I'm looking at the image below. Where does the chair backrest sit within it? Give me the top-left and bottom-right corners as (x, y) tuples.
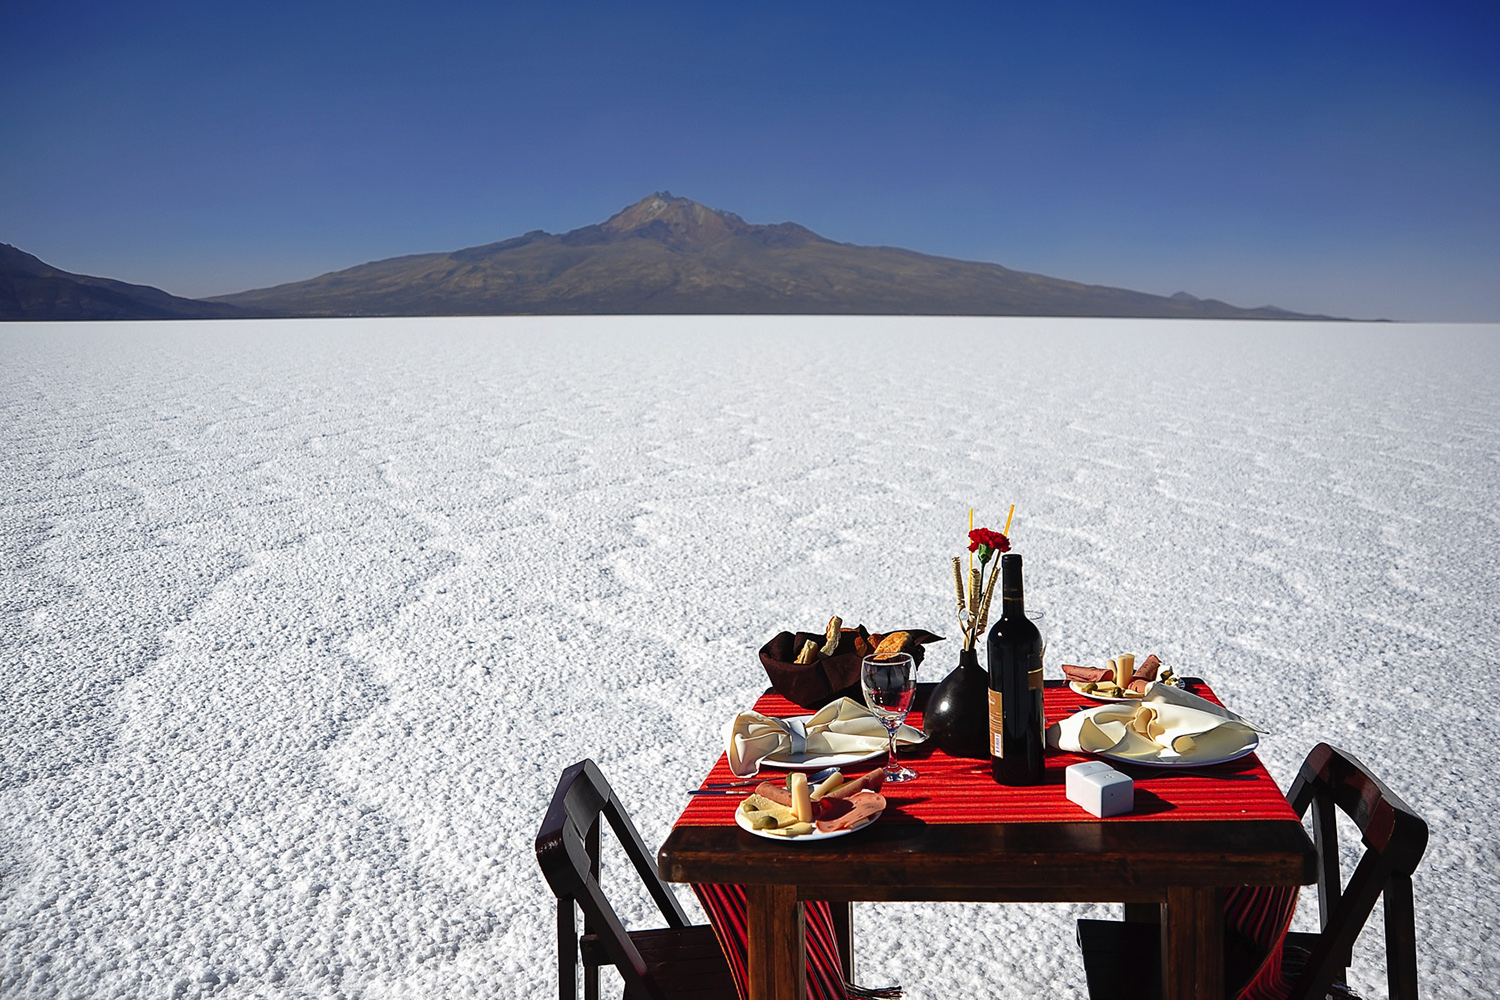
(1285, 742), (1429, 1000)
(536, 759), (693, 1000)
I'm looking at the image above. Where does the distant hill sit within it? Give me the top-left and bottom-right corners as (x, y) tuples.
(4, 195), (1345, 321)
(0, 244), (242, 321)
(210, 193), (1341, 319)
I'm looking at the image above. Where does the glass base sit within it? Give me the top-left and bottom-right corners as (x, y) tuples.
(883, 764), (919, 783)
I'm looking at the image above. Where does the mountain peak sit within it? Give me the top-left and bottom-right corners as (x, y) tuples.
(601, 192), (751, 248)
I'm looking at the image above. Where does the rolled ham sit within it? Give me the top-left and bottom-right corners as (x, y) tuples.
(823, 767), (886, 799)
(814, 791), (885, 833)
(1062, 654), (1161, 693)
(752, 782), (795, 807)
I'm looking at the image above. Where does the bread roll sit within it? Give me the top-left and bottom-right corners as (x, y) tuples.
(821, 616), (842, 656)
(873, 631), (911, 660)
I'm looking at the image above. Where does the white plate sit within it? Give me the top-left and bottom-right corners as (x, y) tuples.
(735, 792), (885, 842)
(756, 715), (924, 771)
(1093, 736), (1259, 769)
(1069, 680), (1145, 703)
(759, 746), (886, 770)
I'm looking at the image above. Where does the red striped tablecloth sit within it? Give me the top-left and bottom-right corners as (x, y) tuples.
(675, 682), (1297, 826)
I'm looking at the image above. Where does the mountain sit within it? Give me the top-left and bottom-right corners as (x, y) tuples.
(210, 193), (1340, 319)
(0, 244), (242, 321)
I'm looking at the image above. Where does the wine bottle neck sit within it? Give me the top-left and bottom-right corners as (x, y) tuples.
(1000, 552), (1025, 617)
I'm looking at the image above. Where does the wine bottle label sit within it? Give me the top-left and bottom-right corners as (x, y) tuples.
(988, 689), (1004, 757)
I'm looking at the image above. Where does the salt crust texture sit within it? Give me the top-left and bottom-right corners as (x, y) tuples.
(1, 317), (1497, 999)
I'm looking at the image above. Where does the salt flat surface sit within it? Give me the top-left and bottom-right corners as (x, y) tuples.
(2, 316), (1497, 999)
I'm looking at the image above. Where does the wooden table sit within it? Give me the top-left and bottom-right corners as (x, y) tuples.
(657, 682), (1317, 1000)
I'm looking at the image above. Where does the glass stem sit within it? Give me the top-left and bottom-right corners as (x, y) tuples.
(885, 723), (899, 773)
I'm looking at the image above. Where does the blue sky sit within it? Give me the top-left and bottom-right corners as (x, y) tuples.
(3, 0), (1497, 320)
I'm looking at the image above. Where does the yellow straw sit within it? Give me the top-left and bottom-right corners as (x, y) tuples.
(968, 507), (974, 576)
(1004, 504), (1014, 538)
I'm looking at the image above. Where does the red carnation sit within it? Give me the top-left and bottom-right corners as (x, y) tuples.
(967, 528), (1010, 562)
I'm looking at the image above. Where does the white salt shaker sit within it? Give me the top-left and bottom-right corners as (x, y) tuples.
(1065, 760), (1134, 817)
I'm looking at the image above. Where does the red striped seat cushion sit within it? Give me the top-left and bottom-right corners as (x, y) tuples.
(693, 884), (849, 1000)
(1225, 884), (1300, 1000)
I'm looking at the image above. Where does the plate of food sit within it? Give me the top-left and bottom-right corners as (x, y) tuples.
(734, 769), (887, 841)
(1063, 700), (1260, 768)
(1065, 654), (1185, 703)
(1069, 680), (1148, 702)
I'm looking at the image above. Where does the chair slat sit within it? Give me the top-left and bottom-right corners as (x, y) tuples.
(1384, 873), (1420, 1000)
(1289, 849), (1389, 999)
(584, 816), (602, 1000)
(603, 794), (692, 928)
(559, 897), (579, 1000)
(1310, 792), (1351, 979)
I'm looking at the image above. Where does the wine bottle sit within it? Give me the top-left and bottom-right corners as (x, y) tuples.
(988, 552), (1045, 785)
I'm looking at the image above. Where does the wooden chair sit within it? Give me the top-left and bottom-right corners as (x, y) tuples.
(535, 758), (738, 1000)
(1076, 742), (1428, 999)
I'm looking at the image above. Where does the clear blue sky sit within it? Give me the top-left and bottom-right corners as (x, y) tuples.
(4, 0), (1497, 320)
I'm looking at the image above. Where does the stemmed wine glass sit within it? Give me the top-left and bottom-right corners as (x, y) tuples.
(861, 652), (918, 783)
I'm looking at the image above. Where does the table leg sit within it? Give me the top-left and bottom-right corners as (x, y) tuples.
(828, 900), (854, 982)
(1162, 886), (1223, 1000)
(744, 884), (805, 1000)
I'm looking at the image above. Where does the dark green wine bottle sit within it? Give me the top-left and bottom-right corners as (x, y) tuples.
(987, 553), (1045, 785)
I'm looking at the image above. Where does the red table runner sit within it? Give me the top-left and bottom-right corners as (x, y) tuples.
(676, 681), (1297, 826)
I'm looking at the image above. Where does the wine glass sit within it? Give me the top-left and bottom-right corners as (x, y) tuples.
(861, 652), (919, 783)
(1027, 610), (1046, 669)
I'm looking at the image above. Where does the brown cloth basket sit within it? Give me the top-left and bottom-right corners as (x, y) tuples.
(758, 626), (944, 709)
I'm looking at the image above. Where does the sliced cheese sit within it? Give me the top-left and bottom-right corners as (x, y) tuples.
(789, 772), (812, 822)
(765, 822), (815, 838)
(739, 794), (798, 829)
(810, 771), (844, 801)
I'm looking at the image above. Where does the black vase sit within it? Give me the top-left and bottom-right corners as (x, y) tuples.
(925, 646), (991, 759)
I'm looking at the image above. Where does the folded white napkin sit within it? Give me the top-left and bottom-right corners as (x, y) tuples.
(1046, 682), (1263, 763)
(726, 697), (924, 776)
